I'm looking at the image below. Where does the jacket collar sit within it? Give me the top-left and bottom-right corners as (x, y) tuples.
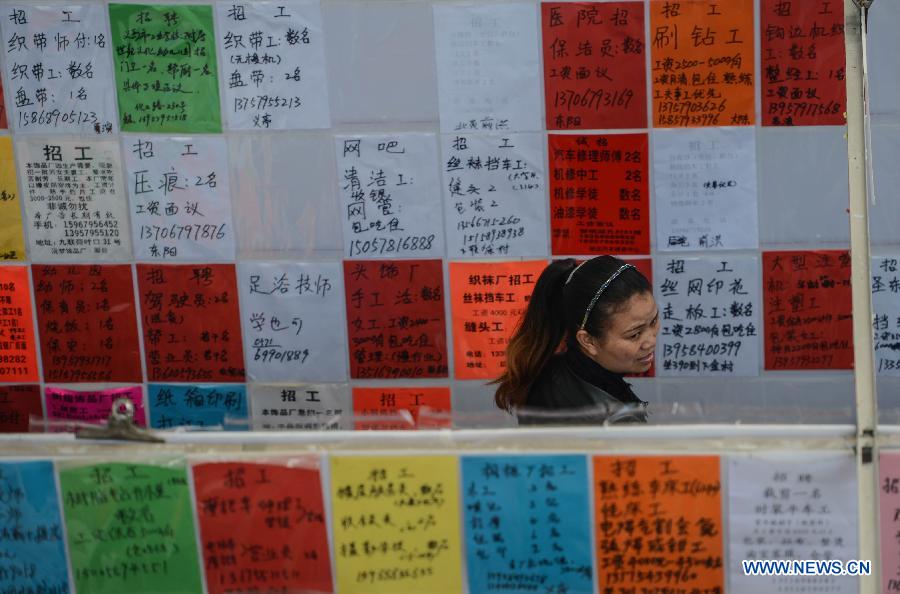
(564, 338), (643, 405)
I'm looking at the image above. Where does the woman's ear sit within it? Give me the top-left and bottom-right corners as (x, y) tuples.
(575, 329), (599, 356)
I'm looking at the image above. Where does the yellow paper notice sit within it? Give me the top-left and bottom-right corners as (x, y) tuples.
(0, 136), (24, 260)
(330, 455), (463, 594)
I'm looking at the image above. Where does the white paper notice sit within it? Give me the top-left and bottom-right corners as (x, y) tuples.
(442, 133), (548, 258)
(216, 0), (330, 130)
(335, 134), (444, 259)
(123, 136), (236, 261)
(433, 2), (543, 133)
(653, 127), (759, 251)
(250, 383), (352, 430)
(728, 453), (859, 594)
(656, 256), (761, 376)
(238, 261), (347, 382)
(18, 139), (131, 261)
(873, 255), (900, 375)
(2, 4), (117, 134)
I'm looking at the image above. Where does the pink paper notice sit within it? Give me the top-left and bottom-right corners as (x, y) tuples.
(881, 452), (900, 592)
(45, 386), (146, 429)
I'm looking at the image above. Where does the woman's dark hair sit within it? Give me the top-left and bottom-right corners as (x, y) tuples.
(493, 256), (652, 411)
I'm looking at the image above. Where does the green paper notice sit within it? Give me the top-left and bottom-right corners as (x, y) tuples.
(60, 462), (203, 594)
(109, 4), (222, 133)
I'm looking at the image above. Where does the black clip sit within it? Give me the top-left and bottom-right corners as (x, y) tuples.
(75, 397), (164, 443)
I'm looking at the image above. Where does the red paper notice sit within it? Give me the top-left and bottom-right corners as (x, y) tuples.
(0, 265), (39, 382)
(33, 265), (142, 383)
(549, 133), (649, 256)
(764, 250), (853, 370)
(761, 0), (846, 126)
(193, 461), (333, 594)
(0, 385), (41, 433)
(353, 387), (452, 430)
(137, 264), (245, 382)
(650, 0), (755, 127)
(343, 260), (448, 379)
(450, 259), (547, 380)
(542, 2), (647, 130)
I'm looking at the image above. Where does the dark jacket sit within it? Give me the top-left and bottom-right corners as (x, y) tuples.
(517, 348), (649, 426)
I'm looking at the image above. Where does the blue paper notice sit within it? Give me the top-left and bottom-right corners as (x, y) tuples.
(461, 455), (593, 594)
(0, 461), (69, 594)
(147, 384), (248, 431)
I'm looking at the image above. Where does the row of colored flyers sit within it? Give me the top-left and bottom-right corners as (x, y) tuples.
(0, 129), (838, 263)
(3, 450), (888, 594)
(0, 383), (451, 433)
(1, 251), (898, 388)
(0, 1), (845, 135)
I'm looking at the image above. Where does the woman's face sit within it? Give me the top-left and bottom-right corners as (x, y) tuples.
(580, 291), (659, 374)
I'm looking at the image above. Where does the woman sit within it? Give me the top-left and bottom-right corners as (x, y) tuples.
(494, 256), (659, 425)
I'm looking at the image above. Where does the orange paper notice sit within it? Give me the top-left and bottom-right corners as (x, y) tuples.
(449, 260), (547, 380)
(594, 455), (724, 593)
(0, 266), (39, 381)
(650, 0), (755, 127)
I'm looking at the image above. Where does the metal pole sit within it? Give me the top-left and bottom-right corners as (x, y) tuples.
(844, 1), (878, 591)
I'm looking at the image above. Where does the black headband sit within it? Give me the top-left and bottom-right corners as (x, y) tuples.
(566, 262), (635, 331)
